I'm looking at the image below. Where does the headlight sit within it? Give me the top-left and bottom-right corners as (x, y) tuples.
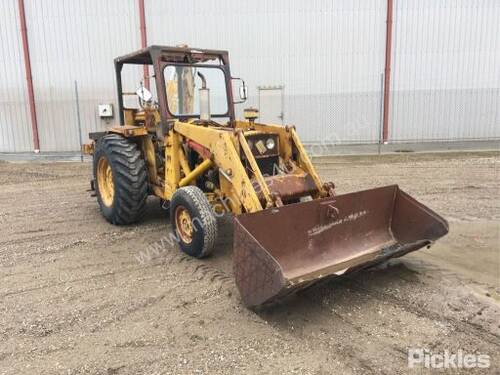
(265, 138), (276, 150)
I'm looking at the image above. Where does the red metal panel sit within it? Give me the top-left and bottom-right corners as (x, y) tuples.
(138, 0), (150, 90)
(17, 0), (40, 152)
(382, 0), (393, 142)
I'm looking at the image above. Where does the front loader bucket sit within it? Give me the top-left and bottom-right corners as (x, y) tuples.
(233, 185), (448, 307)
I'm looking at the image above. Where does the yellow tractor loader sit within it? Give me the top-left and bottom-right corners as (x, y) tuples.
(84, 46), (448, 307)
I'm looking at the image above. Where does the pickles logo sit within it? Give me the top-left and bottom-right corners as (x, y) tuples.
(408, 348), (490, 369)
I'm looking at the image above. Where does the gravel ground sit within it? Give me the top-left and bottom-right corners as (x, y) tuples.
(0, 151), (499, 374)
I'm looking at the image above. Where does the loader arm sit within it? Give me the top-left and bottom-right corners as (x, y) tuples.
(235, 120), (328, 197)
(173, 121), (263, 213)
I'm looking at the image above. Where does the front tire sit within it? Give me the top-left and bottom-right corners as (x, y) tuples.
(170, 186), (217, 258)
(93, 134), (148, 225)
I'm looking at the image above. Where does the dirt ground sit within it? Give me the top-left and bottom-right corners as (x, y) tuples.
(0, 151), (499, 374)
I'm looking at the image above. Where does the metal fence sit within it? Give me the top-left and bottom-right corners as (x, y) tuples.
(0, 0), (498, 153)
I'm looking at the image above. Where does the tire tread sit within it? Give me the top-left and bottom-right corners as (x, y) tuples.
(171, 186), (217, 257)
(94, 134), (148, 225)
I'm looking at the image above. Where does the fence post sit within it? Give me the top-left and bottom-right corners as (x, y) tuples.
(74, 81), (83, 162)
(378, 73), (385, 155)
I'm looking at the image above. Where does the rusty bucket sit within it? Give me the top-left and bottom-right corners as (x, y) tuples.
(233, 185), (448, 307)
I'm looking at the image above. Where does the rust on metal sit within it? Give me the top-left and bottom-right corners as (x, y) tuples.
(82, 143), (94, 155)
(187, 140), (213, 160)
(109, 125), (148, 137)
(114, 46), (235, 125)
(233, 185), (448, 307)
(258, 174), (317, 201)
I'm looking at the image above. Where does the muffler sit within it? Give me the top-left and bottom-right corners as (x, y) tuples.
(233, 185), (448, 307)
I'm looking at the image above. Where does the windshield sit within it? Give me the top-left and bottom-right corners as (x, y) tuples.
(164, 65), (228, 116)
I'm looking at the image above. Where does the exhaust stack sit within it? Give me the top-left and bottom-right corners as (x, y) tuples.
(197, 72), (210, 121)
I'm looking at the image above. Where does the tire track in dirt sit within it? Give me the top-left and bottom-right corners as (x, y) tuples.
(334, 273), (500, 347)
(133, 241), (429, 373)
(54, 253), (235, 336)
(1, 246), (234, 341)
(0, 232), (86, 247)
(304, 275), (500, 362)
(254, 262), (499, 373)
(258, 292), (407, 374)
(1, 156), (498, 374)
(1, 268), (138, 298)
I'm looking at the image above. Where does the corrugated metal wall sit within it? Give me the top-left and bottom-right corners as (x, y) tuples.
(0, 0), (498, 152)
(21, 0), (141, 152)
(0, 0), (33, 152)
(390, 0), (500, 142)
(146, 0), (387, 144)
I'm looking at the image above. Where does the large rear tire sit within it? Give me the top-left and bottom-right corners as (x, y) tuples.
(93, 134), (148, 225)
(170, 186), (217, 258)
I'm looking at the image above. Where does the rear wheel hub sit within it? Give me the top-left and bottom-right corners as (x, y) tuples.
(97, 156), (114, 207)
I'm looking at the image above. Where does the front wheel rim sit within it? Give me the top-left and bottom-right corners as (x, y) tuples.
(175, 206), (194, 244)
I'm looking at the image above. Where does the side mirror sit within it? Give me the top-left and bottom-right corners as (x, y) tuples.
(136, 86), (153, 103)
(239, 84), (248, 101)
(231, 77), (247, 104)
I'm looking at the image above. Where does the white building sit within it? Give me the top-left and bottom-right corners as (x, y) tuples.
(1, 0), (498, 152)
